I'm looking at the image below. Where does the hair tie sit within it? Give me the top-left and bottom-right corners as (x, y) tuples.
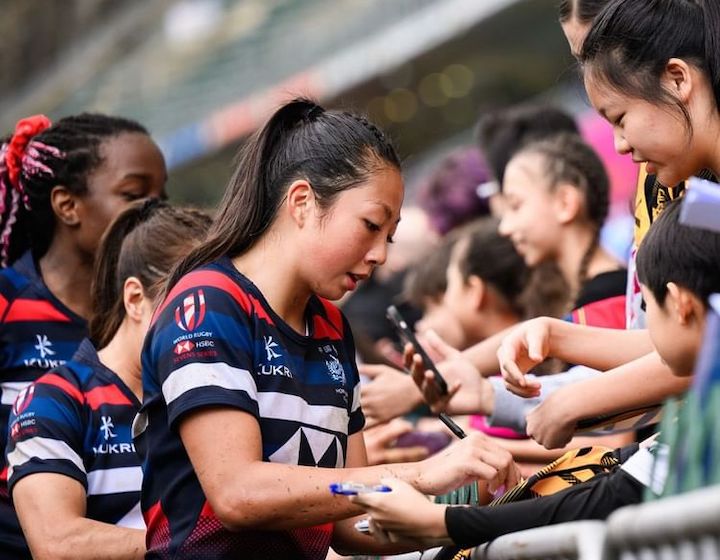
(5, 115), (52, 191)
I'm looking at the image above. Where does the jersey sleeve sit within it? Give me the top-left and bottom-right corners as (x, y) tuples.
(146, 282), (259, 431)
(6, 372), (87, 492)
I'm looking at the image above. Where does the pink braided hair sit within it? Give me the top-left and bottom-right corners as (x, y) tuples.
(1, 115), (53, 266)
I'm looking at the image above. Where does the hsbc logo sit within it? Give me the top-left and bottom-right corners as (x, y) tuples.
(174, 340), (195, 355)
(175, 290), (206, 332)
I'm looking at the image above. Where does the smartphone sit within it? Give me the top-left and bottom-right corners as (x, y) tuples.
(329, 482), (392, 496)
(386, 305), (467, 440)
(386, 305), (448, 394)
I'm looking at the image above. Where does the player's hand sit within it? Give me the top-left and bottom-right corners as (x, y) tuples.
(415, 431), (521, 496)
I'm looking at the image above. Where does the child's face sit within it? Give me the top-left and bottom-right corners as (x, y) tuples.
(640, 284), (704, 376)
(415, 297), (467, 350)
(442, 243), (476, 344)
(301, 165), (404, 301)
(584, 73), (701, 188)
(498, 152), (563, 267)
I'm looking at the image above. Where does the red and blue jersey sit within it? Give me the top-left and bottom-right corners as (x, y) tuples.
(136, 258), (364, 559)
(0, 251), (87, 559)
(5, 339), (143, 547)
(565, 269), (627, 330)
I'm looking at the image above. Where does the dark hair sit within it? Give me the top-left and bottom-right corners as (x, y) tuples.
(453, 218), (530, 317)
(0, 113), (150, 266)
(90, 199), (212, 348)
(580, 0), (720, 129)
(513, 132), (610, 289)
(415, 147), (491, 235)
(475, 104), (578, 187)
(166, 97), (400, 292)
(636, 198), (720, 308)
(557, 0), (612, 23)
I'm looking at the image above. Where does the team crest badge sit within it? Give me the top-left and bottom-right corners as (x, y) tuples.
(175, 290), (206, 332)
(13, 384), (35, 416)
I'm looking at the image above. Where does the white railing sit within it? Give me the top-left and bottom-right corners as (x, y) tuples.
(449, 485), (720, 560)
(470, 521), (607, 560)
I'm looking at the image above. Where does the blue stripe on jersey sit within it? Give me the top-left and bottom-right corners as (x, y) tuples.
(138, 258), (364, 559)
(6, 340), (143, 542)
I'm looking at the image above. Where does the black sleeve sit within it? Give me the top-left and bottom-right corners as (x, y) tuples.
(445, 469), (643, 548)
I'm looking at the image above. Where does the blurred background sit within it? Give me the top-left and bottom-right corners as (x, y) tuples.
(0, 0), (635, 239)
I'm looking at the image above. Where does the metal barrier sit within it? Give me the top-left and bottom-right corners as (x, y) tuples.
(605, 484), (720, 560)
(469, 521), (607, 560)
(444, 485), (720, 560)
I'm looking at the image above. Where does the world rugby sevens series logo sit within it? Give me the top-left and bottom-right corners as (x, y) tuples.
(13, 384), (35, 416)
(175, 290), (206, 332)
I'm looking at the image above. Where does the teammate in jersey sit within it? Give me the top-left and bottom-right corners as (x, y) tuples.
(0, 113), (167, 558)
(6, 200), (210, 559)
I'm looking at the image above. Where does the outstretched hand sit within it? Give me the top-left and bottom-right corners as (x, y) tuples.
(496, 318), (554, 398)
(408, 331), (493, 415)
(349, 478), (451, 547)
(363, 419), (429, 465)
(359, 364), (421, 427)
(526, 385), (578, 449)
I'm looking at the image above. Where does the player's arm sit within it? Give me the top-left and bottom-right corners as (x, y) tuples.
(329, 432), (423, 556)
(7, 375), (146, 560)
(178, 406), (519, 531)
(13, 470), (145, 559)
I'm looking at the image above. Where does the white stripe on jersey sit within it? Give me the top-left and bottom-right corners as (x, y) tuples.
(259, 392), (349, 435)
(115, 501), (145, 529)
(1, 381), (31, 405)
(163, 361), (350, 434)
(162, 361), (258, 404)
(7, 436), (85, 479)
(87, 466), (143, 496)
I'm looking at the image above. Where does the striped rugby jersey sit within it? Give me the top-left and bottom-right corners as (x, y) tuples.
(6, 339), (143, 541)
(0, 251), (87, 559)
(136, 258), (364, 559)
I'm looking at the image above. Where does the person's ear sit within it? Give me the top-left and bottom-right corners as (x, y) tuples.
(666, 282), (699, 325)
(664, 58), (693, 103)
(286, 180), (315, 227)
(50, 185), (80, 226)
(466, 275), (486, 311)
(123, 277), (148, 322)
(553, 183), (583, 225)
